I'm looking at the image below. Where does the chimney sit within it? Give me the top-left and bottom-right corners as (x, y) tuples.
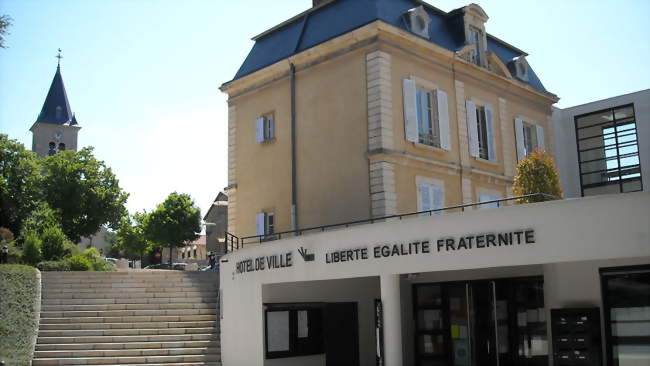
(313, 0), (327, 7)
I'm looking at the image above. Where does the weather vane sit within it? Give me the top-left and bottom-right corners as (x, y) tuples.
(56, 48), (63, 66)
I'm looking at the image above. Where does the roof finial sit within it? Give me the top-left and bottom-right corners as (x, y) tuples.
(56, 48), (63, 67)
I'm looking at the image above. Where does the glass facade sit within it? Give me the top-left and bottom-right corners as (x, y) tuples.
(601, 266), (650, 366)
(575, 104), (643, 196)
(413, 277), (547, 366)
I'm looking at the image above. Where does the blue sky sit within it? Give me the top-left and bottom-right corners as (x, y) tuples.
(1, 0), (649, 218)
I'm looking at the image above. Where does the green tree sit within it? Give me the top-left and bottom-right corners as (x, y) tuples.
(40, 226), (70, 261)
(115, 212), (151, 268)
(41, 147), (129, 243)
(0, 15), (12, 49)
(513, 149), (563, 203)
(19, 202), (60, 237)
(145, 192), (201, 265)
(0, 134), (43, 237)
(21, 231), (42, 265)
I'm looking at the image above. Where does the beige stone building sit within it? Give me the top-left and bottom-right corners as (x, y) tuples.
(221, 1), (558, 241)
(221, 1), (558, 242)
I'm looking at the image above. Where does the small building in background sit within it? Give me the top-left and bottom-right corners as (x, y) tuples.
(204, 192), (228, 255)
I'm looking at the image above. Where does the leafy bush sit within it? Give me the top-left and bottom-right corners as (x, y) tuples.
(21, 231), (42, 265)
(40, 226), (70, 261)
(513, 149), (563, 203)
(36, 260), (71, 271)
(82, 247), (115, 271)
(65, 255), (92, 271)
(0, 265), (40, 364)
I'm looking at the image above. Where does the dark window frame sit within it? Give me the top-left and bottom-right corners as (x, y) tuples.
(475, 105), (489, 160)
(574, 104), (643, 196)
(264, 302), (325, 359)
(599, 264), (650, 366)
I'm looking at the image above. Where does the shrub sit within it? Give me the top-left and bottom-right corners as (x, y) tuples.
(40, 226), (69, 261)
(0, 227), (14, 242)
(21, 231), (42, 265)
(65, 255), (92, 271)
(0, 265), (40, 364)
(36, 260), (71, 271)
(82, 247), (115, 271)
(513, 149), (563, 203)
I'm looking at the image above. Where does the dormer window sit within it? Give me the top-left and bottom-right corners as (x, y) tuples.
(462, 4), (489, 68)
(468, 26), (483, 66)
(405, 6), (431, 39)
(55, 106), (63, 120)
(513, 56), (530, 81)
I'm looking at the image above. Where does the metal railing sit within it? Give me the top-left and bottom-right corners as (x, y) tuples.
(224, 193), (559, 253)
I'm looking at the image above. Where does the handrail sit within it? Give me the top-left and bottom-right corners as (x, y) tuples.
(223, 193), (559, 252)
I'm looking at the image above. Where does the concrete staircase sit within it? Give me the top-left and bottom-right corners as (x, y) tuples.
(32, 271), (221, 366)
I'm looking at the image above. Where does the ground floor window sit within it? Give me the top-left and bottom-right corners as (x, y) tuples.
(601, 265), (650, 366)
(414, 276), (547, 366)
(265, 304), (324, 359)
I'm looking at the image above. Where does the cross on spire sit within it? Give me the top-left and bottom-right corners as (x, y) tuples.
(56, 48), (63, 67)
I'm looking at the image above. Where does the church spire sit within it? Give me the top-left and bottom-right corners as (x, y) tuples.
(36, 49), (74, 125)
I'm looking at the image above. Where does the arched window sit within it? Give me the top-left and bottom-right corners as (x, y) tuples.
(58, 143), (66, 152)
(48, 142), (56, 156)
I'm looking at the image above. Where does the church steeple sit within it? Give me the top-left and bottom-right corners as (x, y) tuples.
(30, 50), (81, 157)
(36, 61), (74, 125)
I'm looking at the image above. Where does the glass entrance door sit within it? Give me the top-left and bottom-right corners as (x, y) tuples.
(414, 277), (547, 366)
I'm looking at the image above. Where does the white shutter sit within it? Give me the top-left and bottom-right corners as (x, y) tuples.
(403, 79), (418, 142)
(515, 118), (525, 161)
(466, 100), (479, 157)
(256, 213), (266, 236)
(419, 183), (431, 212)
(485, 106), (496, 161)
(432, 185), (444, 215)
(255, 117), (264, 142)
(536, 124), (545, 152)
(436, 89), (451, 150)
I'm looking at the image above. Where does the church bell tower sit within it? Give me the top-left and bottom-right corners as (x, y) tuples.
(30, 49), (81, 157)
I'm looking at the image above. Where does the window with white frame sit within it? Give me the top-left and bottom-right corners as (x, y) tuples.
(256, 112), (275, 143)
(402, 78), (451, 150)
(515, 118), (545, 161)
(256, 212), (275, 237)
(417, 180), (444, 215)
(466, 100), (496, 161)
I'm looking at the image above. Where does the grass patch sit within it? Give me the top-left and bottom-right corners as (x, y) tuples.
(0, 264), (40, 365)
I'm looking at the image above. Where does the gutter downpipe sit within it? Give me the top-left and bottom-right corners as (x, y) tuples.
(290, 62), (298, 231)
(451, 54), (467, 204)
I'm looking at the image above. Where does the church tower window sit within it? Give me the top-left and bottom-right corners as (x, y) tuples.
(48, 142), (56, 156)
(58, 143), (66, 151)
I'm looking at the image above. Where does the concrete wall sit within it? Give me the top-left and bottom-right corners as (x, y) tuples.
(220, 192), (650, 365)
(553, 89), (649, 198)
(262, 277), (380, 366)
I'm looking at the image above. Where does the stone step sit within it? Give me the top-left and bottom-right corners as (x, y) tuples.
(37, 333), (219, 344)
(48, 363), (221, 366)
(39, 320), (217, 331)
(39, 325), (216, 337)
(43, 296), (216, 305)
(42, 302), (218, 312)
(34, 346), (220, 359)
(35, 339), (220, 351)
(42, 285), (218, 293)
(43, 290), (217, 299)
(31, 354), (221, 365)
(40, 308), (216, 318)
(40, 314), (216, 325)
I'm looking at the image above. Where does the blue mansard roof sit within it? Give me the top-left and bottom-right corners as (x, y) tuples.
(229, 0), (547, 92)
